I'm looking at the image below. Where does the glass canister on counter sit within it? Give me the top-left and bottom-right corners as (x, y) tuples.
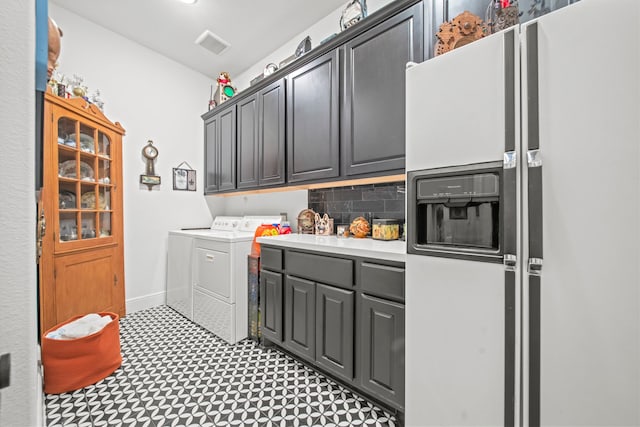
(372, 219), (401, 241)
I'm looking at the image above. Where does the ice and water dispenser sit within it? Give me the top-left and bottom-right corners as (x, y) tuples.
(407, 162), (504, 263)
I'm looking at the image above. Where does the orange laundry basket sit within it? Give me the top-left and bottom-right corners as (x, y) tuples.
(41, 312), (122, 394)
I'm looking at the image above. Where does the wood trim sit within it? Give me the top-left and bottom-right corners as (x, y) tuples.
(210, 174), (406, 197)
(45, 91), (126, 135)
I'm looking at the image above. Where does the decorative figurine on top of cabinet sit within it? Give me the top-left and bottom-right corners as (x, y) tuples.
(68, 74), (88, 98)
(210, 71), (237, 108)
(486, 0), (521, 34)
(340, 0), (368, 31)
(435, 11), (488, 56)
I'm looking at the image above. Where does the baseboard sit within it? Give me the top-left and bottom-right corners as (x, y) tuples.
(126, 291), (166, 314)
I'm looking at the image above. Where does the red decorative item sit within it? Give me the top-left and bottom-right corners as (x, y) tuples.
(251, 224), (278, 257)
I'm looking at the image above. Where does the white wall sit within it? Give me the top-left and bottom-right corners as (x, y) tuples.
(47, 0), (395, 314)
(235, 0), (394, 91)
(50, 5), (214, 313)
(0, 2), (40, 426)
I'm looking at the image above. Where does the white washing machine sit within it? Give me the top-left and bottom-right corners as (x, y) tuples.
(167, 215), (280, 344)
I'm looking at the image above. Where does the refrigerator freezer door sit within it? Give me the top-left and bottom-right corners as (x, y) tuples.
(521, 1), (640, 425)
(406, 28), (519, 172)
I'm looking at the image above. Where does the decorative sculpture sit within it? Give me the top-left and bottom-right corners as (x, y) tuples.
(435, 11), (488, 56)
(210, 71), (237, 108)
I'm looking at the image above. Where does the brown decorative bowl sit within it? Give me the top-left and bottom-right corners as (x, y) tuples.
(349, 216), (370, 238)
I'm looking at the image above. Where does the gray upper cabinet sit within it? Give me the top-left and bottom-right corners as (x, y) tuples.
(342, 2), (424, 176)
(237, 94), (259, 189)
(204, 114), (219, 193)
(258, 78), (286, 186)
(204, 104), (236, 194)
(287, 50), (340, 183)
(237, 78), (286, 189)
(218, 106), (236, 191)
(205, 0), (427, 192)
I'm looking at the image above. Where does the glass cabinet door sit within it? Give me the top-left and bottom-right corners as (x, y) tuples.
(55, 116), (114, 245)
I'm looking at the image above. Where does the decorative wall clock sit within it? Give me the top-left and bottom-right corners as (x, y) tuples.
(140, 140), (161, 190)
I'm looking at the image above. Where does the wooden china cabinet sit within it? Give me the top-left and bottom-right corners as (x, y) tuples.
(39, 91), (126, 336)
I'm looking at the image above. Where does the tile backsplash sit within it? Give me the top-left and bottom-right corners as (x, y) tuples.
(308, 181), (406, 230)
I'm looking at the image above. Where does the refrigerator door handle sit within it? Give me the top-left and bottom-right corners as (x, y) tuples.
(503, 151), (518, 262)
(527, 149), (542, 167)
(504, 254), (517, 271)
(528, 257), (543, 275)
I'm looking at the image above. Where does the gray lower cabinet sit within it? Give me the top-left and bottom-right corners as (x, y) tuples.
(360, 293), (405, 409)
(342, 2), (424, 176)
(204, 104), (236, 193)
(286, 50), (340, 183)
(260, 245), (405, 413)
(284, 275), (315, 362)
(260, 269), (283, 343)
(315, 284), (355, 382)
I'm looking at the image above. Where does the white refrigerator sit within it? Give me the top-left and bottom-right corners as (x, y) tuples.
(404, 1), (640, 426)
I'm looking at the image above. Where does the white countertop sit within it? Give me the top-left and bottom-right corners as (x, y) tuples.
(256, 234), (406, 263)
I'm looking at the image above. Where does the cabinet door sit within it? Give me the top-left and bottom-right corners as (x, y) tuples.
(259, 78), (286, 186)
(342, 2), (423, 176)
(204, 114), (219, 193)
(360, 294), (405, 409)
(205, 105), (236, 194)
(284, 276), (316, 362)
(52, 246), (124, 325)
(287, 50), (340, 183)
(218, 105), (236, 191)
(237, 95), (259, 189)
(316, 283), (354, 381)
(260, 269), (283, 343)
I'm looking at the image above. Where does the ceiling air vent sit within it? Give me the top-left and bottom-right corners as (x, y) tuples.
(195, 30), (230, 55)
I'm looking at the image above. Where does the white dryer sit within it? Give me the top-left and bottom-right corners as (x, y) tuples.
(167, 215), (280, 344)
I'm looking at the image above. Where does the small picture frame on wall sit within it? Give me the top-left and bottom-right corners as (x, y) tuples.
(172, 162), (196, 191)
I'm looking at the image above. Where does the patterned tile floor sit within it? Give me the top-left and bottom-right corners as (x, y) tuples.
(45, 305), (398, 426)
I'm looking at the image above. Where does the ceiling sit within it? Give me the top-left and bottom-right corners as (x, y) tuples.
(50, 0), (349, 80)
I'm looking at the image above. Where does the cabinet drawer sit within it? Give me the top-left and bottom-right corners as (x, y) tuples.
(261, 246), (283, 271)
(360, 261), (405, 302)
(287, 251), (354, 288)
